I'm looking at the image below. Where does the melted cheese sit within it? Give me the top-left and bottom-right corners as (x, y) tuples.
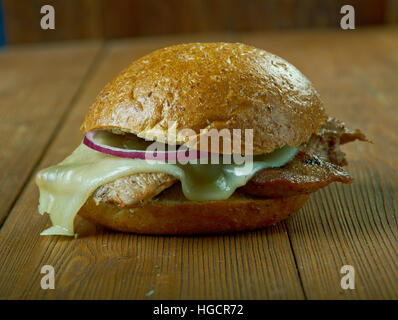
(36, 143), (298, 236)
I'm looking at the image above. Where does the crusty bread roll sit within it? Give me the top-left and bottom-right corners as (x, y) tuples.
(79, 184), (310, 234)
(81, 42), (326, 154)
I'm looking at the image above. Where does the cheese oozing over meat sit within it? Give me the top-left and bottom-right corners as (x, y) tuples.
(36, 135), (298, 236)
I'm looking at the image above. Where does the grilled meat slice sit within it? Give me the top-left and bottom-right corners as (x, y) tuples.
(301, 117), (367, 166)
(93, 172), (177, 208)
(241, 118), (367, 197)
(240, 152), (352, 197)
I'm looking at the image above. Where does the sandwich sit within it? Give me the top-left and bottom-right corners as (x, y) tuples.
(36, 42), (366, 236)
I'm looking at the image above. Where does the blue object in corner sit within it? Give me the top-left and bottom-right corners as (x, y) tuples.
(0, 0), (6, 47)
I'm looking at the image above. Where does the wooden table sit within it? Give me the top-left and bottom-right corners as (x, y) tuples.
(0, 28), (397, 300)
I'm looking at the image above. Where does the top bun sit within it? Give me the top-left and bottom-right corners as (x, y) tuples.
(81, 42), (327, 154)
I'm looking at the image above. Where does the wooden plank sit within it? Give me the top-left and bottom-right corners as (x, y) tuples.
(4, 0), (389, 44)
(0, 41), (101, 226)
(239, 29), (398, 299)
(3, 0), (103, 44)
(102, 0), (386, 39)
(0, 34), (304, 299)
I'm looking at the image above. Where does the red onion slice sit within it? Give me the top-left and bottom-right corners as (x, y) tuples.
(83, 130), (212, 161)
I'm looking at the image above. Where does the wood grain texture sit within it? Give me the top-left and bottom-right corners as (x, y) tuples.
(3, 0), (103, 44)
(102, 0), (387, 39)
(0, 41), (101, 226)
(239, 28), (398, 299)
(0, 29), (397, 300)
(3, 0), (393, 44)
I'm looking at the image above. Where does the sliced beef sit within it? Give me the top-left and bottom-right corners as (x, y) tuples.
(239, 152), (352, 198)
(93, 172), (177, 208)
(300, 117), (367, 166)
(241, 118), (367, 198)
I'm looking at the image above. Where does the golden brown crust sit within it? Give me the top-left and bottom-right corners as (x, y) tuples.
(78, 184), (310, 234)
(81, 42), (327, 154)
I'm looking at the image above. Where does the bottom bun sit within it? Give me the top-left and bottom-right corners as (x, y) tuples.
(78, 184), (310, 234)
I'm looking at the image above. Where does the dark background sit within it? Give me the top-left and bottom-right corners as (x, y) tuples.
(2, 0), (398, 44)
